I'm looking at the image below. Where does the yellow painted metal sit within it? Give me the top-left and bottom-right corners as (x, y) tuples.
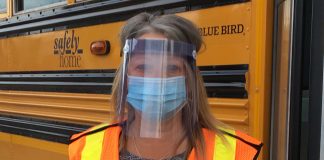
(67, 0), (76, 5)
(0, 0), (10, 19)
(0, 90), (250, 132)
(0, 90), (113, 125)
(249, 0), (274, 159)
(0, 0), (6, 17)
(0, 22), (124, 72)
(209, 98), (249, 133)
(8, 0), (12, 17)
(0, 13), (6, 19)
(0, 3), (250, 72)
(0, 132), (68, 160)
(178, 2), (251, 66)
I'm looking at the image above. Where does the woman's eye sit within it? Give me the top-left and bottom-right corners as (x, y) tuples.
(167, 65), (181, 73)
(135, 64), (149, 72)
(135, 64), (145, 71)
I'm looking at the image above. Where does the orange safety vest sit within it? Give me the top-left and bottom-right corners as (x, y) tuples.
(69, 123), (262, 160)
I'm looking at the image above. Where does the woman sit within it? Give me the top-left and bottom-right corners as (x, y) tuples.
(69, 13), (262, 160)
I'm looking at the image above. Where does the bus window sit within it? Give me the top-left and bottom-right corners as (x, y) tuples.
(0, 0), (6, 13)
(14, 0), (65, 13)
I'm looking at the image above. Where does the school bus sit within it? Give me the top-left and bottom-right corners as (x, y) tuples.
(0, 0), (323, 160)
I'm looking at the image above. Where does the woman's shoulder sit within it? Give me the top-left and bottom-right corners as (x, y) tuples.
(68, 122), (122, 160)
(202, 128), (263, 159)
(69, 122), (119, 143)
(225, 129), (263, 159)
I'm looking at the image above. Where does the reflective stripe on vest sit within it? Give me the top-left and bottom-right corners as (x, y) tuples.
(188, 129), (261, 160)
(69, 123), (111, 160)
(188, 128), (237, 160)
(69, 125), (261, 160)
(214, 129), (236, 160)
(80, 125), (106, 160)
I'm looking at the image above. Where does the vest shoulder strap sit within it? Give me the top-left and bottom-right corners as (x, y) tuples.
(69, 122), (121, 144)
(222, 130), (263, 160)
(68, 122), (122, 160)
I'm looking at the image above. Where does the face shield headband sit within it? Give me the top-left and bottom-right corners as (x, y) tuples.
(123, 38), (197, 65)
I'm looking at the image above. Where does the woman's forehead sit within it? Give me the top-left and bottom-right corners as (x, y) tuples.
(137, 33), (167, 39)
(129, 54), (184, 63)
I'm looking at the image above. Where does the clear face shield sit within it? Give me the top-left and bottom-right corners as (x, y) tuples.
(119, 39), (197, 139)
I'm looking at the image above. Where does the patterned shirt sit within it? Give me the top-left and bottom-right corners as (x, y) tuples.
(119, 150), (187, 160)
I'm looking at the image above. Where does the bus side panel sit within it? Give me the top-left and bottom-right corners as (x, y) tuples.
(0, 1), (273, 159)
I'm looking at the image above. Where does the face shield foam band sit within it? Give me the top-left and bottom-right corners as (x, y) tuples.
(124, 39), (196, 60)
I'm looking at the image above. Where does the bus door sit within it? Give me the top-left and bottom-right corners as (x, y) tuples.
(271, 0), (324, 159)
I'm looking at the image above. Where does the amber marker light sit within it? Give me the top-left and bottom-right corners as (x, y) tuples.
(90, 40), (110, 55)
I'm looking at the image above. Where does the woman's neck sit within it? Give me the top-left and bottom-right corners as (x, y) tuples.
(125, 111), (189, 159)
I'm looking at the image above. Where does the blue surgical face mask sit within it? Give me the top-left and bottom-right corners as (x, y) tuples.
(127, 76), (187, 119)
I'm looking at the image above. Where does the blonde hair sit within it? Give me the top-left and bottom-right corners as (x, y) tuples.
(112, 12), (228, 158)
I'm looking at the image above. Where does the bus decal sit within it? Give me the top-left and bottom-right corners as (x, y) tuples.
(54, 30), (83, 68)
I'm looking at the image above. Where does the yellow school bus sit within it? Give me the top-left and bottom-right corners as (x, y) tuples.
(1, 0), (323, 160)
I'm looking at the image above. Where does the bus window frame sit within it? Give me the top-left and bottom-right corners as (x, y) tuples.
(76, 0), (93, 3)
(13, 0), (66, 15)
(0, 0), (7, 19)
